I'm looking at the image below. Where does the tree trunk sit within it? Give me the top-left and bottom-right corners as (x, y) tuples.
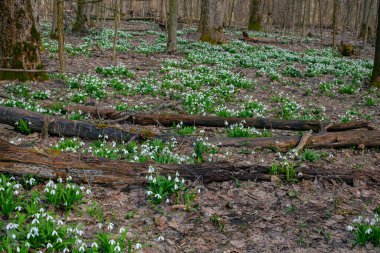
(359, 0), (370, 38)
(372, 0), (380, 87)
(50, 0), (58, 39)
(248, 0), (262, 31)
(2, 138), (380, 187)
(199, 0), (225, 44)
(72, 0), (88, 35)
(167, 0), (179, 53)
(0, 0), (44, 81)
(332, 0), (338, 46)
(57, 0), (65, 72)
(112, 0), (119, 63)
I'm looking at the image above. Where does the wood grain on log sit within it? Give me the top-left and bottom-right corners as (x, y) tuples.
(1, 138), (378, 187)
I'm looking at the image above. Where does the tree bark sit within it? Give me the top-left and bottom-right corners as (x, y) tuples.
(0, 106), (140, 143)
(248, 0), (262, 31)
(359, 0), (370, 39)
(112, 0), (119, 63)
(57, 0), (65, 72)
(3, 138), (380, 187)
(332, 0), (338, 46)
(62, 105), (372, 132)
(372, 0), (380, 87)
(199, 0), (225, 44)
(167, 0), (179, 53)
(207, 130), (380, 150)
(0, 0), (44, 81)
(50, 0), (58, 39)
(72, 0), (88, 35)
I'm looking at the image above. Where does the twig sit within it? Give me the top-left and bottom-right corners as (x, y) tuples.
(294, 130), (313, 153)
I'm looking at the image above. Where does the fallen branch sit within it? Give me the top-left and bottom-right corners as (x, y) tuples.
(1, 138), (378, 187)
(63, 105), (371, 132)
(207, 130), (380, 150)
(0, 106), (140, 142)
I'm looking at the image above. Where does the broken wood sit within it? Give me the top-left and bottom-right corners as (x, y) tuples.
(0, 106), (140, 142)
(207, 130), (380, 150)
(1, 138), (378, 187)
(242, 31), (277, 44)
(63, 105), (371, 132)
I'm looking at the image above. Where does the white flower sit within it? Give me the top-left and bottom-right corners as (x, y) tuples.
(57, 220), (64, 225)
(119, 227), (125, 234)
(47, 243), (53, 248)
(157, 235), (165, 242)
(155, 193), (162, 199)
(166, 198), (170, 204)
(63, 248), (69, 253)
(167, 175), (172, 181)
(58, 177), (63, 183)
(57, 237), (63, 243)
(366, 228), (372, 234)
(107, 222), (114, 231)
(146, 190), (153, 195)
(11, 234), (16, 239)
(109, 239), (116, 245)
(114, 245), (121, 251)
(97, 223), (103, 229)
(135, 243), (142, 249)
(148, 166), (155, 173)
(346, 225), (354, 231)
(174, 184), (178, 190)
(79, 244), (85, 252)
(91, 242), (98, 248)
(86, 189), (91, 195)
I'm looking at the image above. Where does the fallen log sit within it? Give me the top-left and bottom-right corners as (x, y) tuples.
(1, 138), (379, 187)
(0, 106), (140, 142)
(63, 105), (371, 132)
(207, 130), (380, 150)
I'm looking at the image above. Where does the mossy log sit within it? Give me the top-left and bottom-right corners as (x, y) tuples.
(63, 105), (371, 132)
(2, 138), (379, 187)
(0, 69), (48, 81)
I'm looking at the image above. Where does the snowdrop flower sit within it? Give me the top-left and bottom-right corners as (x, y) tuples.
(47, 243), (53, 249)
(86, 189), (91, 195)
(109, 239), (116, 245)
(79, 244), (86, 252)
(63, 248), (69, 253)
(167, 175), (172, 181)
(146, 190), (153, 195)
(57, 238), (63, 243)
(155, 193), (162, 199)
(97, 223), (103, 229)
(174, 184), (178, 190)
(14, 190), (19, 195)
(107, 222), (114, 231)
(157, 235), (165, 242)
(135, 243), (142, 249)
(58, 177), (63, 183)
(148, 166), (155, 173)
(12, 234), (16, 239)
(119, 227), (125, 234)
(91, 242), (98, 248)
(57, 220), (64, 225)
(115, 245), (121, 251)
(346, 225), (354, 231)
(166, 198), (170, 204)
(366, 228), (372, 234)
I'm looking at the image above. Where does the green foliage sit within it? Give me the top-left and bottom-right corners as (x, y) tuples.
(269, 161), (298, 183)
(0, 175), (22, 216)
(16, 118), (32, 135)
(301, 149), (321, 162)
(172, 122), (196, 136)
(347, 214), (380, 247)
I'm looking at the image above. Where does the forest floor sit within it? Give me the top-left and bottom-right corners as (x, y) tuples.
(0, 21), (379, 252)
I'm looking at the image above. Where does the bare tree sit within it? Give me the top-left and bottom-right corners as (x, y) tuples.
(371, 0), (380, 87)
(57, 0), (65, 72)
(50, 0), (58, 39)
(0, 0), (43, 80)
(199, 0), (225, 44)
(167, 0), (179, 53)
(112, 0), (119, 63)
(72, 0), (88, 34)
(248, 0), (262, 31)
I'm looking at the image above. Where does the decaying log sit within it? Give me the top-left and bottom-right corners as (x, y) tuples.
(63, 105), (371, 132)
(242, 31), (277, 44)
(2, 138), (379, 187)
(207, 130), (380, 150)
(0, 106), (140, 142)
